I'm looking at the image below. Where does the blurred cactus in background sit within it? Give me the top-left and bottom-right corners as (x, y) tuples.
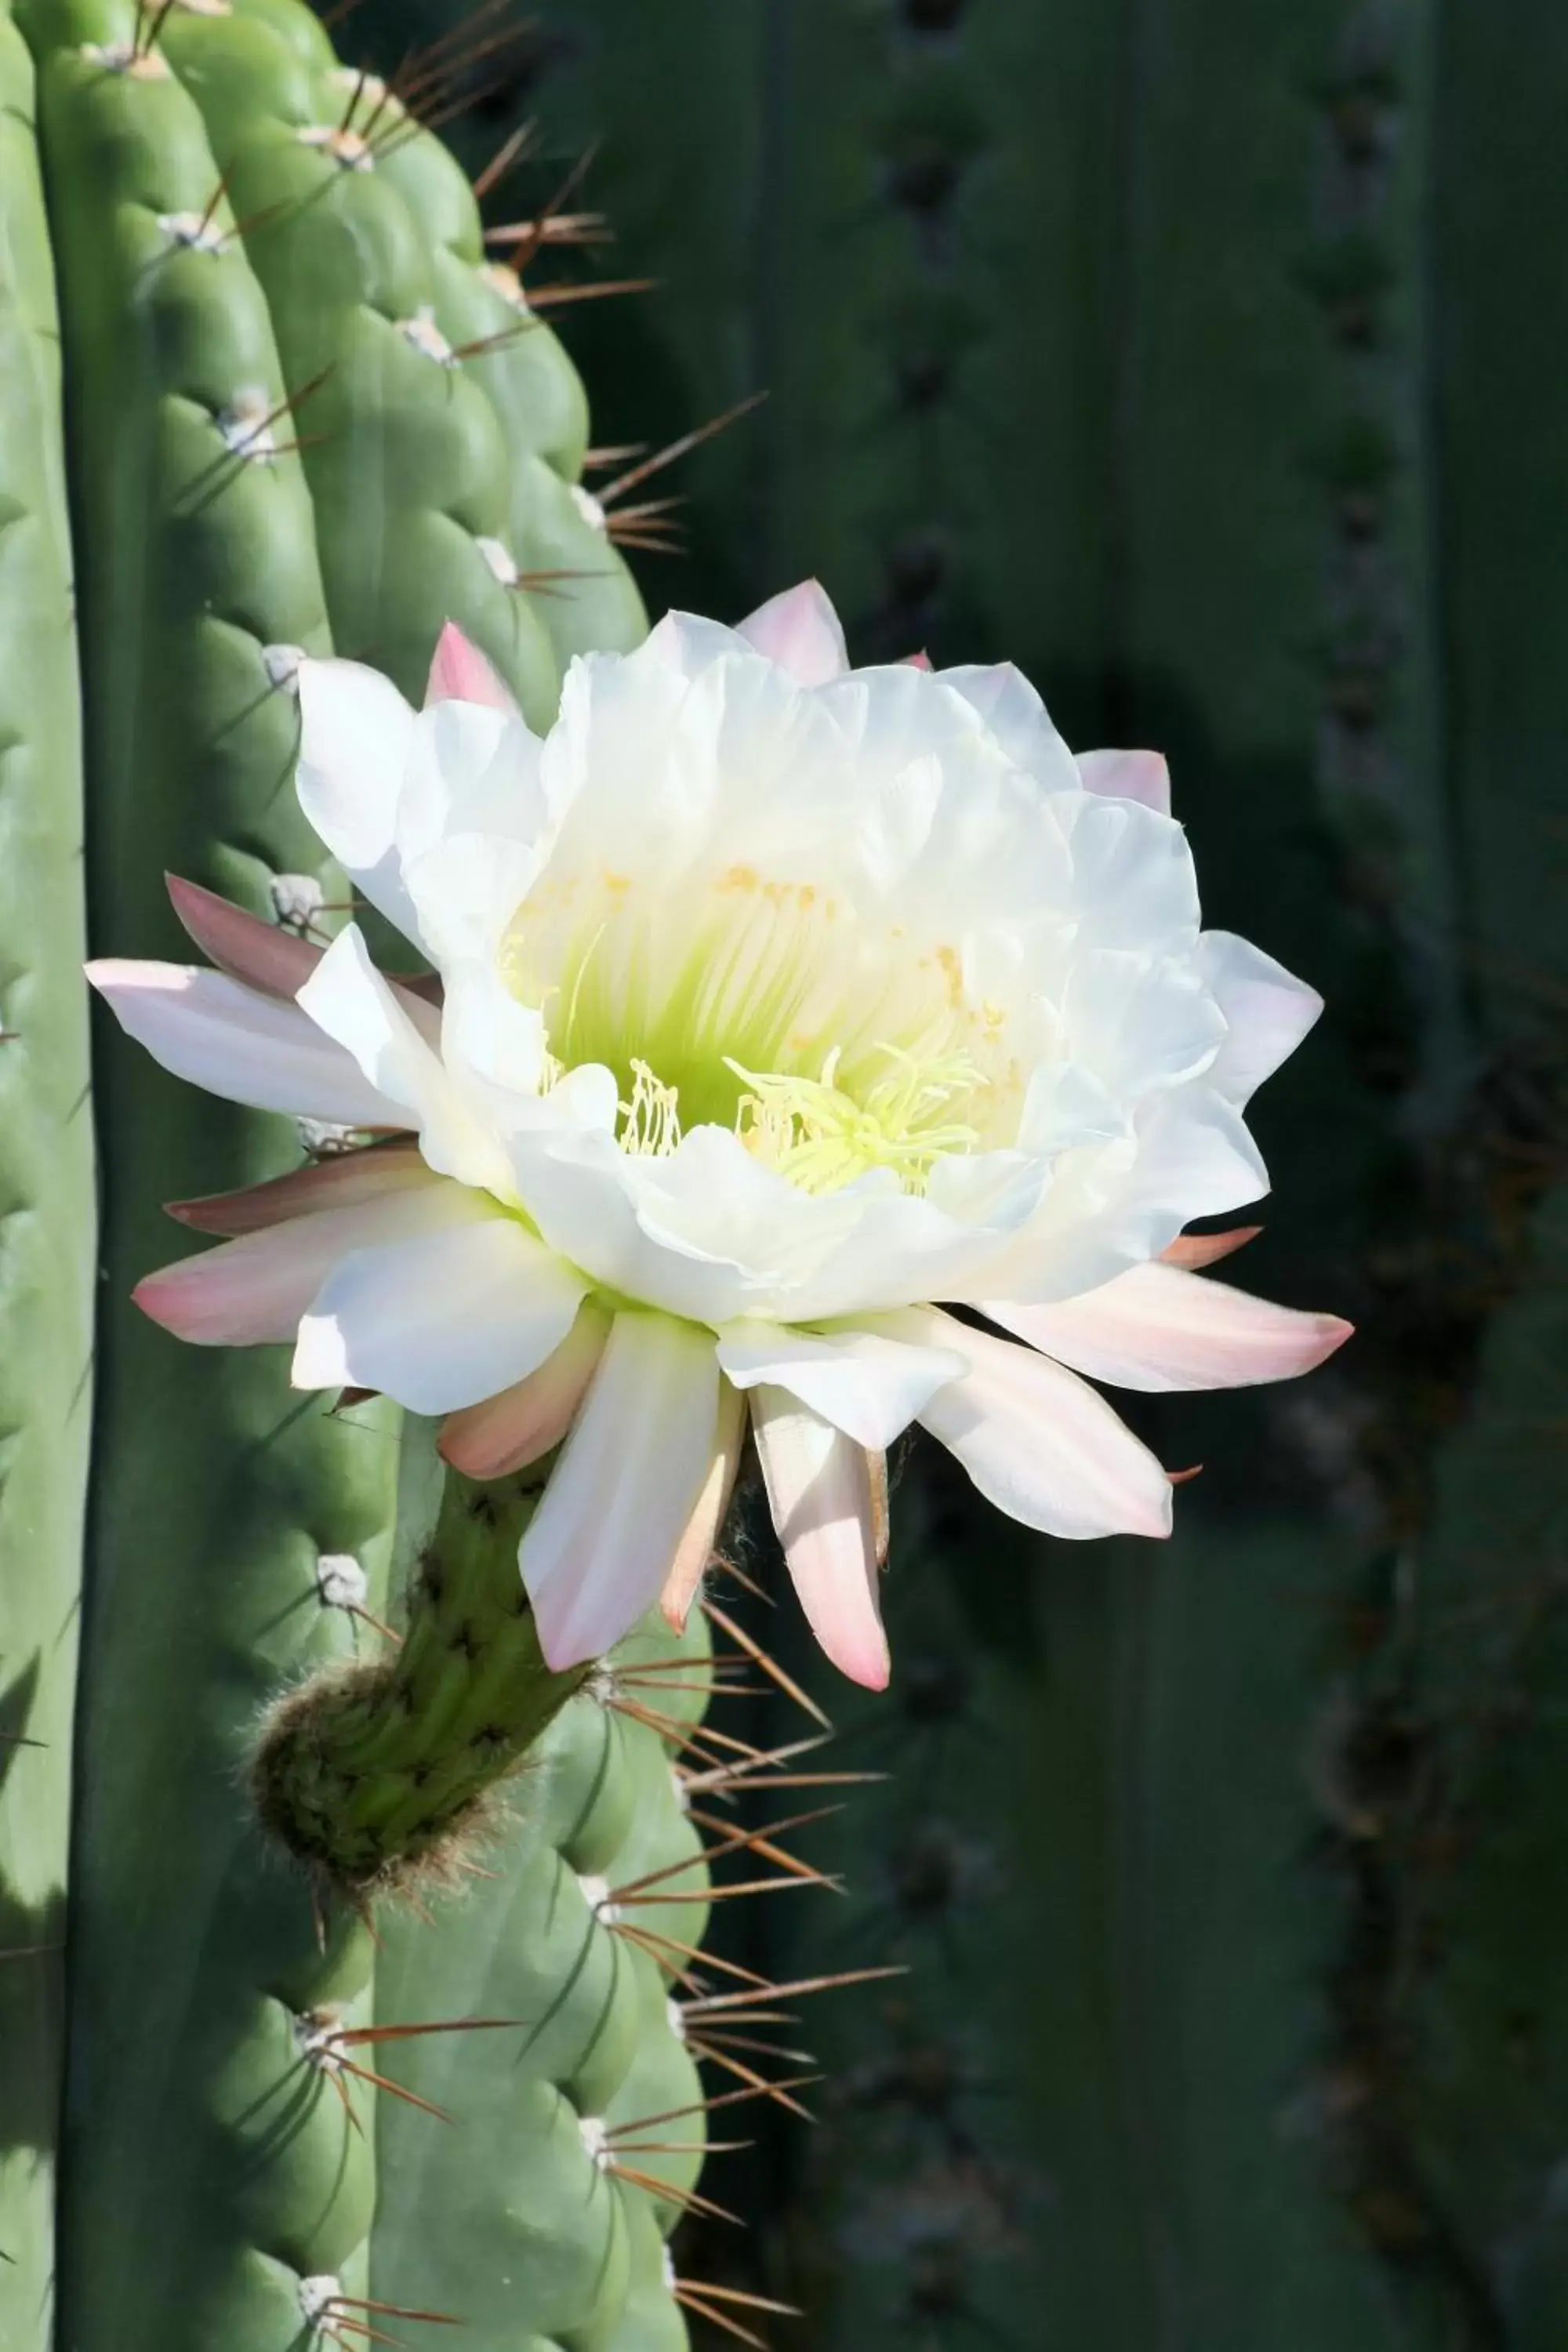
(336, 0), (1563, 2344)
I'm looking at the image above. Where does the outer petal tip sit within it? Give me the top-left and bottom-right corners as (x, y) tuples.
(735, 579), (849, 685)
(842, 1631), (893, 1692)
(1076, 748), (1172, 815)
(425, 621), (517, 713)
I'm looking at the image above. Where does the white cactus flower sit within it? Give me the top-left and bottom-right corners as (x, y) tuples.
(89, 583), (1349, 1686)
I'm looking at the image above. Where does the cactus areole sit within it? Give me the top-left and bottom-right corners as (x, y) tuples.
(94, 579), (1352, 1691)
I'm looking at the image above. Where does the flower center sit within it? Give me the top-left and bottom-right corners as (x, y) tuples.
(601, 1043), (983, 1193)
(503, 863), (1022, 1192)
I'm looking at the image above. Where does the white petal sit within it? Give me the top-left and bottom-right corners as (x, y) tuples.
(296, 658), (420, 939)
(1194, 931), (1322, 1105)
(735, 581), (849, 684)
(296, 926), (514, 1195)
(520, 1312), (720, 1668)
(293, 1210), (586, 1412)
(88, 960), (405, 1127)
(988, 1262), (1352, 1392)
(714, 1320), (964, 1449)
(439, 1300), (612, 1479)
(135, 1178), (481, 1346)
(659, 1378), (747, 1630)
(935, 662), (1080, 790)
(750, 1390), (889, 1690)
(642, 609), (750, 681)
(1076, 749), (1172, 815)
(881, 1308), (1174, 1540)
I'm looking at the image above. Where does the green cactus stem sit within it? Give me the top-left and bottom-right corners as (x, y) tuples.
(370, 1613), (714, 2346)
(253, 1468), (587, 1901)
(0, 0), (92, 2328)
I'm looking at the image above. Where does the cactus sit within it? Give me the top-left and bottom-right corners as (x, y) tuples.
(0, 0), (761, 2343)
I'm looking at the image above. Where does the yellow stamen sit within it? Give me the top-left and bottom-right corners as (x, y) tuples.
(726, 1044), (982, 1195)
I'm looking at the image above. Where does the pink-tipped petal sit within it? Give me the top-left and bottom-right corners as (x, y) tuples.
(986, 1262), (1354, 1394)
(88, 959), (405, 1128)
(293, 1210), (586, 1413)
(659, 1380), (747, 1632)
(167, 875), (323, 1000)
(750, 1388), (889, 1691)
(900, 649), (933, 670)
(521, 1313), (720, 1669)
(1160, 1223), (1263, 1271)
(879, 1308), (1174, 1541)
(134, 1178), (478, 1346)
(1076, 749), (1172, 815)
(438, 1300), (612, 1481)
(167, 1142), (433, 1235)
(166, 876), (441, 1039)
(425, 622), (519, 713)
(735, 580), (849, 685)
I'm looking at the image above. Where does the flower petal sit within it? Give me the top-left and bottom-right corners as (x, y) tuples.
(659, 1378), (747, 1631)
(136, 1178), (478, 1345)
(438, 1299), (612, 1480)
(426, 621), (519, 713)
(935, 662), (1080, 790)
(293, 1210), (586, 1412)
(88, 960), (405, 1128)
(713, 1320), (965, 1450)
(750, 1389), (889, 1690)
(297, 925), (514, 1195)
(1160, 1224), (1262, 1271)
(882, 1308), (1174, 1540)
(1076, 749), (1172, 815)
(1195, 931), (1321, 1106)
(167, 1142), (435, 1234)
(735, 581), (849, 685)
(987, 1262), (1353, 1392)
(167, 875), (322, 1000)
(521, 1312), (720, 1668)
(296, 657), (420, 940)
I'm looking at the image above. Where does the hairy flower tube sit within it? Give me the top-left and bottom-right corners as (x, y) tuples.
(89, 583), (1350, 1686)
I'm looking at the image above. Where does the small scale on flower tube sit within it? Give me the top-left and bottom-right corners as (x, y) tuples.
(89, 580), (1351, 1688)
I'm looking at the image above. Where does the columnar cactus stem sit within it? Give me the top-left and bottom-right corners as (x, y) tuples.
(254, 1469), (587, 1899)
(0, 0), (91, 2327)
